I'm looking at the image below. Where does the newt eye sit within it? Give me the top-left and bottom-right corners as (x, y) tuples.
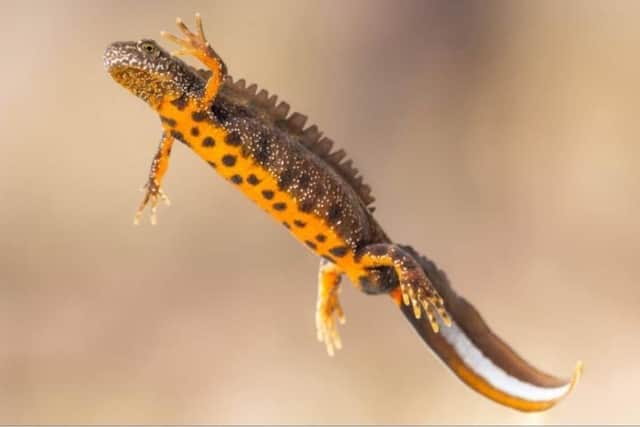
(139, 41), (156, 54)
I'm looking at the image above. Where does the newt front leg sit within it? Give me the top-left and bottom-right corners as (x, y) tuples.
(161, 13), (227, 108)
(135, 132), (173, 225)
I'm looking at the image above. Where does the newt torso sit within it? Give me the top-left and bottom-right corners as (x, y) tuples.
(158, 77), (389, 282)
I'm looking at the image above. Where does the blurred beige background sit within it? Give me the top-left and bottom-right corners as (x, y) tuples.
(1, 0), (639, 424)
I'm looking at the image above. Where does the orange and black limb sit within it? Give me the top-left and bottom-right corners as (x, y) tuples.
(135, 132), (173, 225)
(161, 13), (227, 108)
(316, 259), (346, 356)
(357, 243), (451, 332)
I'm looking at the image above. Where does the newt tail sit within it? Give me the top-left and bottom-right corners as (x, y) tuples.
(104, 13), (581, 412)
(396, 246), (582, 412)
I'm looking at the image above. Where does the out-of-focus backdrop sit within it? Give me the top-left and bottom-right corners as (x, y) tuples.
(1, 0), (638, 424)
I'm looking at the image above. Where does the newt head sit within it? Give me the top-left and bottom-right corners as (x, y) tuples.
(104, 39), (202, 108)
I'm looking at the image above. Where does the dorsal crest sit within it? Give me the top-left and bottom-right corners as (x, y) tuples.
(220, 75), (376, 208)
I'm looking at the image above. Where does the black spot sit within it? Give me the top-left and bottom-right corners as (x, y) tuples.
(327, 204), (342, 224)
(211, 102), (231, 123)
(315, 234), (326, 243)
(282, 221), (290, 229)
(160, 116), (176, 127)
(191, 111), (208, 122)
(273, 202), (287, 211)
(322, 255), (336, 264)
(278, 169), (295, 190)
(170, 130), (184, 141)
(230, 174), (243, 184)
(225, 131), (242, 147)
(222, 154), (237, 167)
(262, 190), (274, 200)
(202, 136), (215, 147)
(247, 174), (260, 185)
(170, 96), (188, 110)
(208, 161), (217, 169)
(329, 246), (349, 258)
(190, 127), (200, 137)
(293, 219), (306, 228)
(299, 172), (311, 188)
(299, 199), (314, 213)
(305, 240), (317, 250)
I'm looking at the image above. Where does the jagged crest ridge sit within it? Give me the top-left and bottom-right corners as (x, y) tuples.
(222, 75), (376, 208)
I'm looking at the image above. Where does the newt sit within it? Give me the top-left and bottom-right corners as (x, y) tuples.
(104, 14), (582, 412)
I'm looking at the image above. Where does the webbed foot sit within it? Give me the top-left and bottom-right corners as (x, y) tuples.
(134, 180), (170, 225)
(161, 13), (213, 63)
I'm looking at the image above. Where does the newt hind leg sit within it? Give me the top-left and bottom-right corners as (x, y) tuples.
(316, 259), (346, 356)
(357, 243), (451, 333)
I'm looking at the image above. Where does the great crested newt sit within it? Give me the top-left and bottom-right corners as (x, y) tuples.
(104, 14), (581, 412)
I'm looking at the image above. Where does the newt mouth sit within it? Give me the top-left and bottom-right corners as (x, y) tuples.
(103, 42), (128, 71)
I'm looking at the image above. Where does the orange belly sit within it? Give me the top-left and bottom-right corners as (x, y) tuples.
(159, 100), (364, 281)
